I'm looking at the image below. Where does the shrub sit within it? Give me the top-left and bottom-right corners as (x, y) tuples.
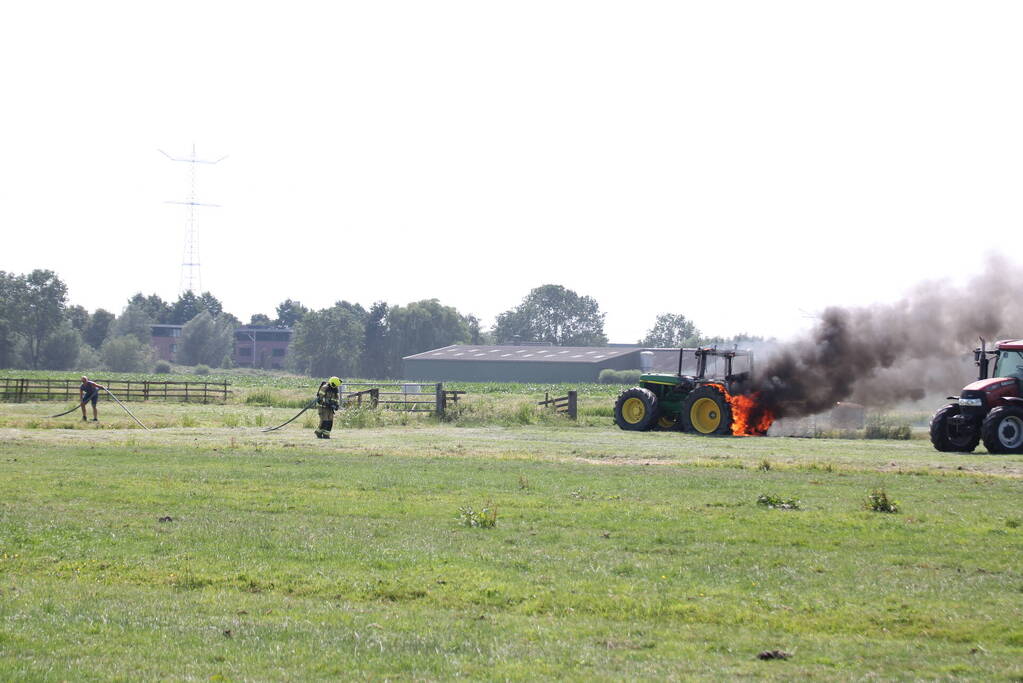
(194, 364), (211, 376)
(154, 360), (172, 374)
(866, 489), (899, 513)
(76, 343), (101, 371)
(757, 494), (800, 510)
(458, 503), (497, 528)
(598, 369), (643, 385)
(100, 335), (154, 373)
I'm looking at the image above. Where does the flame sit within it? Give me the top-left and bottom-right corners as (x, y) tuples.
(711, 384), (775, 436)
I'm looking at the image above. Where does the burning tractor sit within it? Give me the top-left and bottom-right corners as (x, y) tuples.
(613, 347), (772, 436)
(931, 339), (1023, 453)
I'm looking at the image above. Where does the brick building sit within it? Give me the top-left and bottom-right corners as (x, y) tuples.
(149, 324), (293, 369)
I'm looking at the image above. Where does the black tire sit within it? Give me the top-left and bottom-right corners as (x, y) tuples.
(981, 406), (1023, 454)
(929, 404), (980, 453)
(613, 387), (659, 431)
(680, 385), (733, 436)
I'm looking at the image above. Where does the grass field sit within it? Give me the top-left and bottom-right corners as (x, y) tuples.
(2, 397), (1023, 679)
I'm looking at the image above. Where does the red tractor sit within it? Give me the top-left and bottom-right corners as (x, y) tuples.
(930, 339), (1023, 453)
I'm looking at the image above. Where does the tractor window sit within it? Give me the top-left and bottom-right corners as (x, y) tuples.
(994, 351), (1023, 379)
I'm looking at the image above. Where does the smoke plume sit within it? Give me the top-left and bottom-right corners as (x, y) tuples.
(747, 257), (1023, 419)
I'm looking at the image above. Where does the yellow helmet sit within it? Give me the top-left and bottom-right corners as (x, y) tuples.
(328, 377), (341, 388)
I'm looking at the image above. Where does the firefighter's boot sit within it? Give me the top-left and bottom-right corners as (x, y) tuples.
(315, 420), (333, 439)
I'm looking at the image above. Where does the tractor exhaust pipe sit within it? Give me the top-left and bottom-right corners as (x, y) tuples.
(976, 337), (989, 380)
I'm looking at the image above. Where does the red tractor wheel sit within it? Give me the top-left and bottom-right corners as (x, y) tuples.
(929, 404), (980, 453)
(981, 406), (1023, 454)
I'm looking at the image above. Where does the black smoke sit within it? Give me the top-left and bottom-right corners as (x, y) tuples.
(746, 257), (1023, 419)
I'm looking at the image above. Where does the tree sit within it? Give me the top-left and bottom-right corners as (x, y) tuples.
(66, 305), (90, 332)
(466, 315), (487, 345)
(361, 301), (389, 378)
(290, 302), (367, 377)
(83, 308), (115, 348)
(494, 284), (606, 347)
(275, 299), (308, 327)
(39, 321), (81, 370)
(178, 310), (236, 367)
(249, 313), (273, 326)
(0, 271), (24, 367)
(168, 291), (204, 325)
(198, 291), (223, 318)
(111, 303), (155, 345)
(641, 313), (702, 348)
(385, 300), (470, 372)
(128, 293), (172, 323)
(20, 270), (69, 369)
(100, 335), (154, 373)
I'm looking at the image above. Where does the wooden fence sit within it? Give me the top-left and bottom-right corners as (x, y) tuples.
(342, 382), (464, 416)
(0, 378), (231, 404)
(538, 390), (577, 420)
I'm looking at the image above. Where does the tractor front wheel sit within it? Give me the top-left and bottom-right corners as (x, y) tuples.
(981, 406), (1023, 454)
(613, 387), (659, 431)
(680, 385), (733, 435)
(929, 404), (980, 453)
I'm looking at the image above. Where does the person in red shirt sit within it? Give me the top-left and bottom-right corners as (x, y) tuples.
(80, 376), (105, 422)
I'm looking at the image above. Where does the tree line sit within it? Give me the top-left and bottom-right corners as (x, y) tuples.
(0, 271), (759, 377)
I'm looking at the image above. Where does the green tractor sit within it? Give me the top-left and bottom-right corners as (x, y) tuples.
(613, 347), (753, 435)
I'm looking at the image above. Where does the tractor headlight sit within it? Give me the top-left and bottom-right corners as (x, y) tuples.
(958, 397), (983, 407)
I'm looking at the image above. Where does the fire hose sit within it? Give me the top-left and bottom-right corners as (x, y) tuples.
(48, 398), (90, 418)
(47, 388), (150, 430)
(261, 397), (319, 433)
(103, 387), (150, 431)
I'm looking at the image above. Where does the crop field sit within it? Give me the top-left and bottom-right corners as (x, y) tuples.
(2, 388), (1023, 679)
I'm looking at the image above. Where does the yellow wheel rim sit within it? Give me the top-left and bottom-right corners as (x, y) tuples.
(621, 397), (647, 424)
(690, 397), (721, 434)
(657, 416), (674, 429)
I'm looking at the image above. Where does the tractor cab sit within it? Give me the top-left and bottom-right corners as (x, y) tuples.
(615, 347), (753, 434)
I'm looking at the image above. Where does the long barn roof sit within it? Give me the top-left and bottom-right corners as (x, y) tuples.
(404, 345), (640, 364)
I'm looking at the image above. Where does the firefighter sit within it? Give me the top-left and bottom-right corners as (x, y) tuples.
(80, 375), (105, 422)
(315, 376), (342, 438)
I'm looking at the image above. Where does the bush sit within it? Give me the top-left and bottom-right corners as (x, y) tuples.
(866, 489), (899, 513)
(194, 364), (211, 376)
(76, 343), (101, 371)
(458, 503), (497, 528)
(757, 494), (801, 510)
(100, 335), (154, 373)
(154, 360), (172, 374)
(598, 369), (643, 385)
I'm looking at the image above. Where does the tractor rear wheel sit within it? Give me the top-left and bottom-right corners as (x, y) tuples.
(680, 385), (733, 435)
(613, 387), (659, 431)
(981, 406), (1023, 454)
(929, 404), (980, 453)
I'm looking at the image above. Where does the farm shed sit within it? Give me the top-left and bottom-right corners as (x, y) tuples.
(404, 344), (650, 382)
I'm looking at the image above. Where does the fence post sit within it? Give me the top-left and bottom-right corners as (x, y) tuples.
(567, 390), (577, 420)
(435, 383), (445, 417)
(370, 388), (379, 408)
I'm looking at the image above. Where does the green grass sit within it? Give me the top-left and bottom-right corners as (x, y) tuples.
(1, 414), (1022, 679)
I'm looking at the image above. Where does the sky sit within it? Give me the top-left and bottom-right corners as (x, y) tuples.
(2, 1), (1021, 344)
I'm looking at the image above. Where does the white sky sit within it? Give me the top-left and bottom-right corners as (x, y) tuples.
(2, 1), (1021, 343)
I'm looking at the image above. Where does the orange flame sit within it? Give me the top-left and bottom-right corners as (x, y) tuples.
(712, 384), (775, 436)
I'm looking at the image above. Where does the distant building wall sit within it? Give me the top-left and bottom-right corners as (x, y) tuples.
(233, 327), (292, 369)
(150, 324), (292, 369)
(150, 325), (183, 363)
